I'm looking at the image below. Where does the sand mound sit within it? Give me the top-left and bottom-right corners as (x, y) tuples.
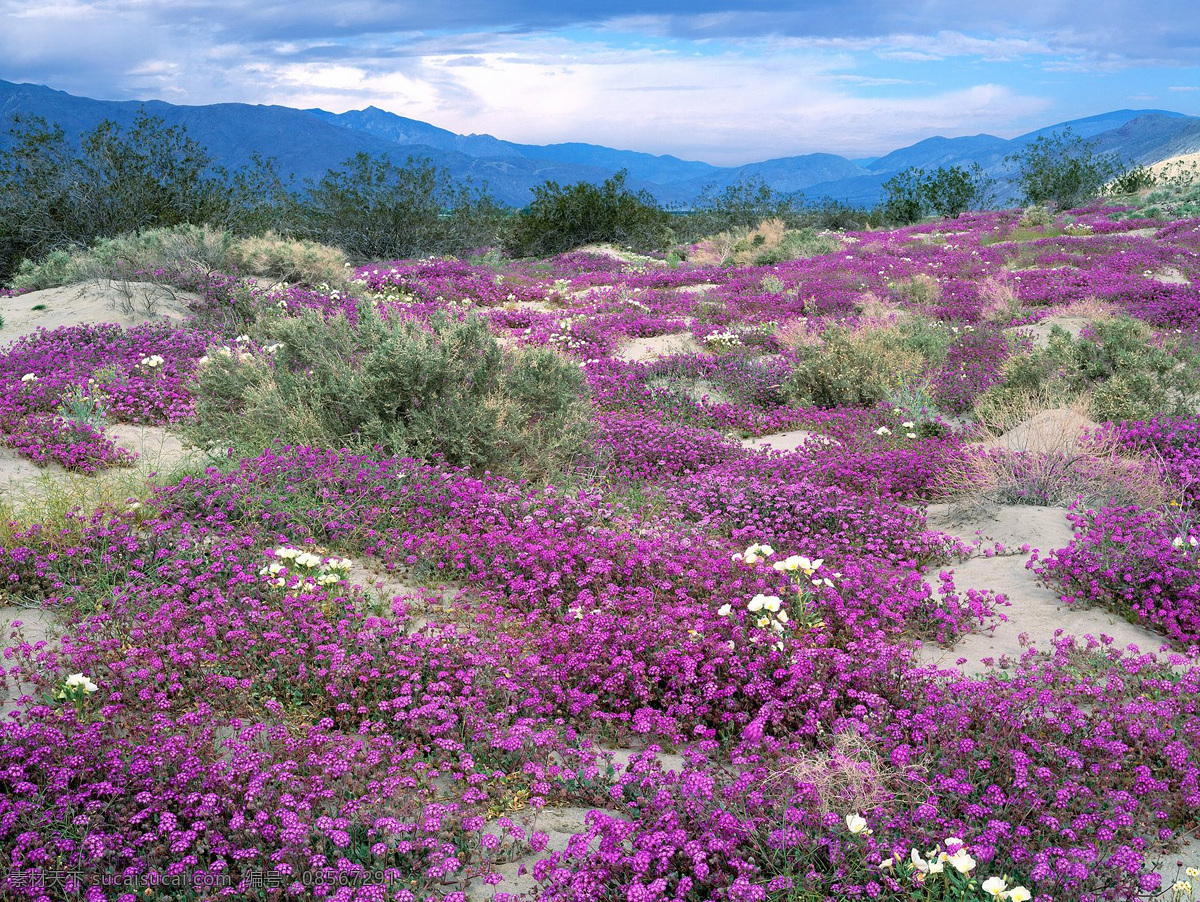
(1005, 315), (1093, 348)
(1, 282), (193, 348)
(978, 408), (1099, 454)
(614, 331), (702, 362)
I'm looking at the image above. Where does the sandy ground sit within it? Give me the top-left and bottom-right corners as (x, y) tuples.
(917, 503), (1182, 675)
(1151, 266), (1190, 285)
(614, 331), (703, 362)
(1, 282), (193, 348)
(974, 407), (1098, 454)
(740, 429), (839, 452)
(1006, 315), (1093, 348)
(0, 424), (202, 503)
(1147, 151), (1200, 184)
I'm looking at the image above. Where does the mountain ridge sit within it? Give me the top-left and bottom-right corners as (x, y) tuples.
(3, 79), (1199, 207)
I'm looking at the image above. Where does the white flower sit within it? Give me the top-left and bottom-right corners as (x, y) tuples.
(947, 848), (976, 874)
(747, 595), (769, 612)
(874, 426), (891, 436)
(139, 354), (165, 368)
(761, 596), (782, 613)
(981, 876), (1008, 898)
(879, 857), (894, 870)
(196, 355), (210, 366)
(273, 547), (300, 560)
(64, 673), (98, 693)
(1005, 888), (1031, 902)
(734, 543), (775, 564)
(717, 603), (733, 617)
(845, 813), (867, 834)
(20, 373), (37, 382)
(902, 421), (915, 428)
(235, 334), (251, 343)
(776, 610), (789, 624)
(910, 848), (931, 873)
(906, 432), (917, 439)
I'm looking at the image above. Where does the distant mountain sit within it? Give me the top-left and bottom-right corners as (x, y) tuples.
(3, 79), (1200, 208)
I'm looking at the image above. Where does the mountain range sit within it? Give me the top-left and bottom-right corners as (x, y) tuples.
(2, 78), (1199, 208)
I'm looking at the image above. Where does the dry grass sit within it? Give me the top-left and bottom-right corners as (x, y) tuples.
(979, 277), (1021, 323)
(775, 316), (822, 350)
(766, 731), (929, 817)
(1045, 296), (1121, 321)
(939, 400), (1168, 511)
(229, 232), (351, 289)
(890, 273), (941, 309)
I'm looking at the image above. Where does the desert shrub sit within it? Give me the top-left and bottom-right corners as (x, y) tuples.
(922, 163), (994, 218)
(292, 152), (507, 260)
(718, 220), (839, 266)
(10, 224), (235, 291)
(0, 110), (251, 281)
(889, 273), (942, 309)
(881, 167), (926, 225)
(1017, 205), (1055, 228)
(226, 232), (350, 288)
(186, 306), (590, 479)
(1106, 164), (1157, 196)
(1007, 129), (1121, 210)
(786, 327), (925, 408)
(506, 170), (673, 256)
(975, 318), (1200, 423)
(881, 164), (994, 224)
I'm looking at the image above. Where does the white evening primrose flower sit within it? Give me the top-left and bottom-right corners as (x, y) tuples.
(747, 595), (767, 612)
(906, 432), (917, 439)
(776, 610), (789, 624)
(910, 848), (931, 873)
(845, 813), (867, 834)
(947, 848), (976, 874)
(902, 421), (915, 428)
(879, 857), (894, 871)
(197, 355), (210, 365)
(21, 373), (37, 382)
(1174, 537), (1185, 548)
(874, 426), (891, 436)
(64, 673), (98, 693)
(236, 334), (251, 343)
(734, 543), (775, 564)
(1005, 888), (1031, 902)
(981, 876), (1008, 898)
(717, 603), (733, 617)
(1188, 868), (1200, 878)
(274, 547), (300, 560)
(761, 596), (782, 612)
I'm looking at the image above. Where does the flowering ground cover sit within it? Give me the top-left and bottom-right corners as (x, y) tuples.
(2, 206), (1200, 901)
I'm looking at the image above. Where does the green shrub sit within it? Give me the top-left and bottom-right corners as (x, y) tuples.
(11, 224), (234, 291)
(1007, 129), (1120, 210)
(881, 168), (926, 225)
(186, 306), (591, 479)
(974, 318), (1200, 422)
(786, 327), (925, 408)
(10, 225), (351, 293)
(227, 232), (349, 288)
(506, 170), (673, 256)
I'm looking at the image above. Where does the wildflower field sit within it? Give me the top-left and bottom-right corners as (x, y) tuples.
(2, 205), (1200, 902)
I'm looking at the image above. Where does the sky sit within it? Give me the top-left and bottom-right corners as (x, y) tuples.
(2, 1), (1199, 165)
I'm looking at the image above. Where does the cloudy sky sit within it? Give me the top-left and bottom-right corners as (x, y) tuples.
(2, 1), (1199, 165)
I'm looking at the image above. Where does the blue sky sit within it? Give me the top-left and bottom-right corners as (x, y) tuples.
(2, 1), (1199, 165)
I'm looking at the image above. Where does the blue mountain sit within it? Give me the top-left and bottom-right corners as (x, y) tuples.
(3, 79), (1199, 208)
